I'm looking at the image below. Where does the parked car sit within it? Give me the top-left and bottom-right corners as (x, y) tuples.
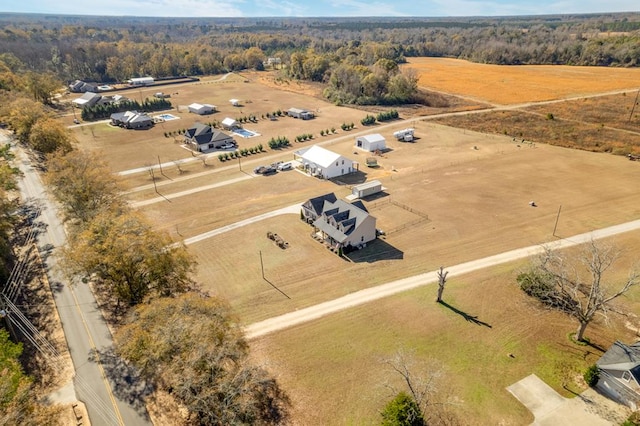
(261, 166), (277, 175)
(219, 143), (235, 149)
(277, 162), (292, 171)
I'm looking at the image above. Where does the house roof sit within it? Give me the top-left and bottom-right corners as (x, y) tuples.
(189, 103), (214, 110)
(300, 145), (345, 168)
(73, 92), (101, 105)
(288, 107), (308, 114)
(352, 180), (382, 193)
(312, 198), (372, 244)
(303, 192), (338, 217)
(598, 341), (640, 374)
(110, 110), (151, 124)
(193, 130), (233, 146)
(222, 117), (239, 127)
(186, 123), (213, 138)
(358, 133), (385, 143)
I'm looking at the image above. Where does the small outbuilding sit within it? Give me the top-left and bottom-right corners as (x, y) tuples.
(188, 103), (216, 115)
(221, 117), (240, 130)
(355, 134), (386, 152)
(127, 76), (155, 86)
(72, 92), (102, 108)
(229, 99), (240, 107)
(351, 180), (383, 199)
(287, 108), (314, 120)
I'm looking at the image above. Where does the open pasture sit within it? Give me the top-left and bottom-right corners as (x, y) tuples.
(101, 70), (640, 424)
(176, 123), (640, 325)
(250, 232), (640, 425)
(405, 57), (640, 105)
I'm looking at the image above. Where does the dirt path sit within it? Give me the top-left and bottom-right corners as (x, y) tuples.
(244, 218), (640, 339)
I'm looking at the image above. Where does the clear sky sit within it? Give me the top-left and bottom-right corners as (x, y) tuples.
(0, 0), (638, 18)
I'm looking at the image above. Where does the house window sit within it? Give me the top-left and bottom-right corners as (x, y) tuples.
(342, 159), (344, 165)
(361, 236), (364, 242)
(336, 161), (338, 166)
(622, 371), (631, 382)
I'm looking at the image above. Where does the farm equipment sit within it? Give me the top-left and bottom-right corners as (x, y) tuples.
(266, 231), (289, 249)
(628, 154), (640, 161)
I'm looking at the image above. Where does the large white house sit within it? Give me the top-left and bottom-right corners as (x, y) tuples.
(295, 145), (353, 179)
(302, 192), (377, 251)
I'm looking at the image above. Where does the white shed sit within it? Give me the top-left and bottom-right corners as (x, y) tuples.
(127, 76), (154, 86)
(221, 117), (240, 129)
(188, 103), (216, 115)
(351, 180), (383, 198)
(229, 99), (240, 107)
(296, 145), (353, 179)
(355, 134), (386, 152)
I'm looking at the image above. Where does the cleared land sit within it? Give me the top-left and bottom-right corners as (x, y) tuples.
(405, 57), (640, 105)
(69, 64), (640, 424)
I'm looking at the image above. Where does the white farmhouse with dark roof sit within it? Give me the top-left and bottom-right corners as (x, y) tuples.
(295, 145), (353, 179)
(302, 192), (377, 251)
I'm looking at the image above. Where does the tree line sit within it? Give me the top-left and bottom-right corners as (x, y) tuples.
(0, 13), (638, 107)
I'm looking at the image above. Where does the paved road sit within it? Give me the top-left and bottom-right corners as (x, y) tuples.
(244, 218), (640, 339)
(7, 133), (151, 426)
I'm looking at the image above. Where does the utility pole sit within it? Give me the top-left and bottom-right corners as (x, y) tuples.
(553, 205), (562, 237)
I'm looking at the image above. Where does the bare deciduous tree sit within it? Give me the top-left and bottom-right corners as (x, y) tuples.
(383, 350), (459, 425)
(529, 239), (639, 342)
(436, 266), (449, 303)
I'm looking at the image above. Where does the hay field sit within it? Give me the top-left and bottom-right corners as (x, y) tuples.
(405, 57), (640, 104)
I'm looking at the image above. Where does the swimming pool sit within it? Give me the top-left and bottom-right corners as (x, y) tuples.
(155, 113), (179, 121)
(233, 128), (260, 138)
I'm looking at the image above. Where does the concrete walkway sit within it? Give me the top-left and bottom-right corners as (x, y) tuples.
(507, 374), (627, 425)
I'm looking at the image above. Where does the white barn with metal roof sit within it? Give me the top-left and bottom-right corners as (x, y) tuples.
(295, 145), (353, 179)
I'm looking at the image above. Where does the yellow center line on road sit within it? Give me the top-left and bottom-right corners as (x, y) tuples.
(68, 283), (125, 426)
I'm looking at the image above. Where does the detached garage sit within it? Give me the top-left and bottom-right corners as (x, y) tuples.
(188, 103), (216, 115)
(351, 180), (383, 199)
(355, 134), (386, 152)
(221, 117), (240, 130)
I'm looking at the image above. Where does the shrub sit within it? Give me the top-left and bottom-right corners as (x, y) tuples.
(380, 392), (425, 426)
(361, 114), (376, 126)
(218, 154), (225, 161)
(320, 129), (325, 136)
(622, 412), (640, 426)
(583, 364), (600, 387)
(331, 127), (336, 133)
(517, 270), (577, 311)
(546, 113), (555, 120)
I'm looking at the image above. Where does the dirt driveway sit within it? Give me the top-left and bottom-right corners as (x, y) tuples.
(507, 374), (630, 425)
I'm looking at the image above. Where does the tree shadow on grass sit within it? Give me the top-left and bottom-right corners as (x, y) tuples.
(438, 301), (492, 328)
(89, 347), (153, 418)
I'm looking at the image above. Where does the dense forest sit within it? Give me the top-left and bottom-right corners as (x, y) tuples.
(0, 12), (639, 105)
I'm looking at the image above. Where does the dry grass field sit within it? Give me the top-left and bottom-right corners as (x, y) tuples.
(405, 57), (640, 105)
(68, 65), (640, 424)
